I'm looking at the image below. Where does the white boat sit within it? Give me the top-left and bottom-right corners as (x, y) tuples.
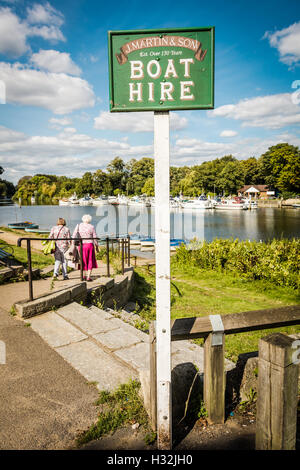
(92, 195), (109, 206)
(79, 194), (93, 206)
(59, 198), (71, 206)
(292, 203), (300, 208)
(128, 196), (144, 206)
(117, 195), (129, 205)
(108, 196), (119, 206)
(181, 196), (213, 209)
(215, 197), (248, 210)
(246, 200), (258, 210)
(69, 193), (80, 205)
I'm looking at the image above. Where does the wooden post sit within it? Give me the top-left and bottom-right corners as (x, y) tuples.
(149, 321), (157, 431)
(256, 333), (299, 450)
(204, 332), (225, 424)
(154, 111), (172, 449)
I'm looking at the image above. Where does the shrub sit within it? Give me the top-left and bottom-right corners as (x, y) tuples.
(175, 238), (300, 290)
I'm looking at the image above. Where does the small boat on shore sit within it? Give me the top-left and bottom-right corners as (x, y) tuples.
(8, 222), (39, 230)
(24, 227), (50, 233)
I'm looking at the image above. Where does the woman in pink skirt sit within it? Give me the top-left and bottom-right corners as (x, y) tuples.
(72, 214), (98, 281)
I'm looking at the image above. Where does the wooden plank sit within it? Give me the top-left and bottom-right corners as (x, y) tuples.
(149, 321), (157, 431)
(204, 333), (225, 424)
(256, 333), (298, 450)
(171, 305), (300, 341)
(221, 305), (300, 334)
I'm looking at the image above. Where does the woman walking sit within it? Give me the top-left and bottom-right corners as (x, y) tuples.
(49, 218), (71, 280)
(73, 214), (98, 281)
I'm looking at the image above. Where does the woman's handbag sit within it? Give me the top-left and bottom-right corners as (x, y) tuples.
(74, 224), (81, 246)
(42, 239), (56, 255)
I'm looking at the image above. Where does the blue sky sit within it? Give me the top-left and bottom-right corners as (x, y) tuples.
(0, 0), (300, 183)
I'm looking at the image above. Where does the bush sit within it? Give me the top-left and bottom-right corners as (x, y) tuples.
(175, 238), (300, 290)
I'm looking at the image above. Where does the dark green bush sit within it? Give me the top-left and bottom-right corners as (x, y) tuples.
(175, 238), (300, 290)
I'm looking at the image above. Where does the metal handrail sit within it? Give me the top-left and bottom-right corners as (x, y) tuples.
(17, 234), (131, 301)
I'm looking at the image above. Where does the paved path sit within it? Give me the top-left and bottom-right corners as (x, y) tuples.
(0, 306), (99, 450)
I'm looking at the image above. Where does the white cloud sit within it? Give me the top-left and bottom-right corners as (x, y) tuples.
(2, 124), (300, 184)
(26, 2), (64, 27)
(220, 130), (238, 137)
(171, 134), (300, 166)
(0, 62), (95, 114)
(31, 49), (81, 75)
(0, 7), (28, 57)
(0, 125), (153, 183)
(28, 24), (65, 42)
(0, 4), (65, 59)
(209, 93), (300, 129)
(94, 111), (188, 133)
(264, 21), (300, 66)
(49, 117), (72, 127)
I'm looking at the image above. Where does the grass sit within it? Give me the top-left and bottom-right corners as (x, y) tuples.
(76, 380), (151, 447)
(131, 261), (300, 362)
(0, 238), (53, 269)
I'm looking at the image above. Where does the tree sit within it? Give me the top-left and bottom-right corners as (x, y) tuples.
(241, 157), (264, 185)
(259, 143), (300, 193)
(75, 172), (94, 197)
(142, 177), (154, 196)
(0, 179), (15, 198)
(93, 169), (110, 195)
(127, 157), (154, 194)
(217, 161), (245, 195)
(107, 157), (127, 193)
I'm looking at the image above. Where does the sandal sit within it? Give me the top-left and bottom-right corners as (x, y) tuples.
(87, 278), (92, 282)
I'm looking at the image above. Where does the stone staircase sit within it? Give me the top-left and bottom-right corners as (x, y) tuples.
(28, 302), (235, 419)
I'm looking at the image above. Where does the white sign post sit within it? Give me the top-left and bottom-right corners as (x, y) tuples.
(154, 111), (172, 449)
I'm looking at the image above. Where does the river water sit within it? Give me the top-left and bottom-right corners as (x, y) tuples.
(0, 204), (299, 241)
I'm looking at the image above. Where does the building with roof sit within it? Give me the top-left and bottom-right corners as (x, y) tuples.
(238, 185), (276, 199)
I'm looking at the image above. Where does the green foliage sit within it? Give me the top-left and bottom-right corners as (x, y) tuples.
(175, 238), (300, 290)
(260, 143), (300, 193)
(12, 142), (300, 202)
(77, 380), (149, 446)
(197, 401), (208, 419)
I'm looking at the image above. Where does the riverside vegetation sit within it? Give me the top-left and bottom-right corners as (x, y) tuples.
(131, 238), (300, 362)
(4, 142), (300, 203)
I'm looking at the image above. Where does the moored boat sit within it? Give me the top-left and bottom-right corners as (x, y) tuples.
(79, 194), (93, 206)
(215, 197), (247, 210)
(25, 227), (50, 233)
(8, 222), (39, 230)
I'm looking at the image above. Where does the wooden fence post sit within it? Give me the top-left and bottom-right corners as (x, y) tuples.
(149, 321), (157, 431)
(204, 316), (225, 424)
(256, 333), (299, 450)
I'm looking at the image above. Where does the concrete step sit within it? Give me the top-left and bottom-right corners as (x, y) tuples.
(29, 302), (234, 399)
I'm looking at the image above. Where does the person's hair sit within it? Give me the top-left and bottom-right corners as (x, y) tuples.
(82, 214), (92, 224)
(57, 218), (66, 226)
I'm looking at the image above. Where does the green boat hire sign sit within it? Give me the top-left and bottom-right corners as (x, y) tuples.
(108, 27), (214, 112)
